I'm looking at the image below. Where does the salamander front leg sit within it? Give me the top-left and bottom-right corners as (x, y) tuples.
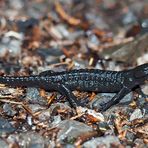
(51, 84), (83, 108)
(100, 86), (131, 111)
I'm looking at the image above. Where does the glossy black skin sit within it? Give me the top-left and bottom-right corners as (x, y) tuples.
(0, 63), (147, 111)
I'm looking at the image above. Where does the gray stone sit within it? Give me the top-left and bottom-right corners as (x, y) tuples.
(130, 109), (143, 121)
(7, 131), (50, 148)
(83, 135), (120, 148)
(25, 88), (47, 105)
(0, 118), (16, 135)
(0, 139), (8, 148)
(56, 120), (93, 142)
(3, 103), (17, 116)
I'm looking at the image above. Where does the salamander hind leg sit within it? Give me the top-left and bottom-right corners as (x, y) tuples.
(99, 86), (131, 111)
(99, 76), (139, 111)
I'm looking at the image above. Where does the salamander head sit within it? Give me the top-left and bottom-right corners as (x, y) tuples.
(134, 63), (148, 80)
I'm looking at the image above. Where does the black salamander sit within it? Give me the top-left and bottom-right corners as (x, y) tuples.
(0, 63), (147, 111)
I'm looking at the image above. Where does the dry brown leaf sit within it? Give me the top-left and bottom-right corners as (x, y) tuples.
(55, 2), (81, 26)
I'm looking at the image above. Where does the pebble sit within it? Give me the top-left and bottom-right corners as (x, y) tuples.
(0, 31), (23, 58)
(122, 11), (137, 25)
(0, 118), (16, 135)
(7, 131), (50, 148)
(25, 88), (47, 105)
(83, 135), (120, 148)
(129, 109), (143, 121)
(55, 120), (93, 142)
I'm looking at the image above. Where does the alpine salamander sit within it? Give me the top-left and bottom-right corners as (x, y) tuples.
(0, 63), (147, 111)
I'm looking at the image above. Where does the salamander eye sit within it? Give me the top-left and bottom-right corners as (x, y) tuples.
(129, 78), (133, 81)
